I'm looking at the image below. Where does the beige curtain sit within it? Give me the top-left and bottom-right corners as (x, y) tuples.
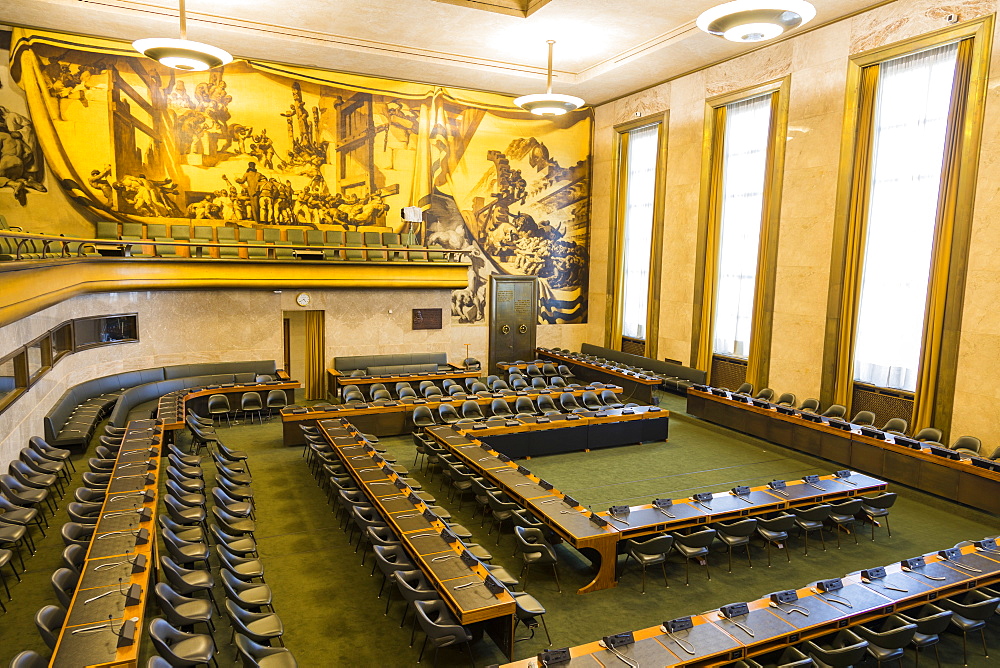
(303, 311), (326, 401)
(912, 39), (973, 432)
(832, 65), (880, 408)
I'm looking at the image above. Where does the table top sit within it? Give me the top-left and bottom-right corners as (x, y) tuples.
(534, 349), (663, 385)
(50, 419), (162, 668)
(500, 543), (1000, 667)
(159, 380), (300, 430)
(327, 367), (479, 383)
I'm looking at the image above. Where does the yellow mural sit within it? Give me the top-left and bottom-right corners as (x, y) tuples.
(7, 28), (592, 324)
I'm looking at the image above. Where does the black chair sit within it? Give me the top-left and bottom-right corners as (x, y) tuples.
(804, 629), (869, 667)
(620, 534), (672, 593)
(822, 404), (847, 419)
(155, 582), (215, 635)
(438, 404), (460, 425)
(412, 406), (436, 429)
(525, 364), (543, 379)
(265, 389), (287, 418)
(240, 391), (264, 425)
(9, 651), (47, 668)
(952, 436), (982, 457)
(734, 382), (753, 395)
(490, 398), (513, 418)
(413, 599), (475, 666)
(714, 518), (757, 572)
(860, 492), (896, 541)
(938, 590), (1000, 665)
(754, 388), (775, 401)
(513, 526), (560, 592)
(775, 392), (796, 407)
(34, 604), (66, 650)
(827, 498), (863, 548)
(234, 634), (297, 667)
(207, 394), (231, 427)
(558, 392), (585, 413)
(460, 400), (484, 421)
(671, 528), (716, 584)
(514, 397), (537, 416)
(915, 427), (943, 442)
(221, 570), (272, 611)
(225, 599), (284, 646)
(600, 389), (624, 408)
(851, 411), (876, 426)
(60, 522), (94, 548)
(898, 604), (952, 668)
(512, 590), (552, 645)
(791, 504), (832, 555)
(580, 391), (604, 410)
(853, 615), (916, 667)
(148, 617), (218, 667)
(536, 395), (559, 414)
(882, 417), (907, 435)
(160, 556), (219, 613)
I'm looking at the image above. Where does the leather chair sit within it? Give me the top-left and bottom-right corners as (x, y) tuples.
(860, 492), (896, 541)
(525, 364), (543, 379)
(775, 392), (796, 407)
(160, 556), (219, 612)
(550, 376), (568, 388)
(915, 427), (943, 442)
(490, 398), (513, 418)
(541, 363), (559, 378)
(234, 634), (296, 667)
(225, 599), (284, 646)
(395, 382), (413, 396)
(217, 441), (251, 473)
(621, 534), (673, 593)
(754, 388), (775, 401)
(221, 569), (272, 611)
(600, 389), (624, 408)
(372, 544), (415, 599)
(537, 395), (560, 414)
(734, 382), (753, 395)
(423, 385), (443, 399)
(827, 498), (863, 547)
(66, 501), (101, 524)
(470, 382), (491, 397)
(148, 617), (218, 667)
(821, 404), (847, 419)
(733, 647), (811, 668)
(804, 629), (869, 668)
(881, 417), (907, 435)
(514, 526), (561, 592)
(50, 567), (78, 607)
(207, 394), (231, 427)
(853, 615), (916, 667)
(514, 396), (537, 416)
(938, 590), (1000, 665)
(485, 490), (519, 543)
(461, 400), (484, 421)
(413, 599), (475, 666)
(62, 543), (86, 572)
(34, 604), (66, 650)
(714, 518), (757, 572)
(531, 376), (548, 390)
(160, 514), (205, 545)
(447, 384), (466, 396)
(581, 391), (604, 410)
(240, 392), (264, 424)
(9, 651), (47, 668)
(1, 474), (53, 517)
(558, 392), (586, 413)
(851, 411), (876, 426)
(395, 570), (439, 640)
(898, 603), (952, 668)
(952, 435), (982, 457)
(265, 389), (287, 417)
(437, 403), (460, 425)
(512, 590), (551, 645)
(511, 377), (529, 391)
(155, 582), (215, 635)
(412, 405), (436, 430)
(60, 522), (94, 548)
(756, 513), (796, 566)
(371, 389), (392, 402)
(163, 528), (211, 570)
(791, 504), (832, 554)
(29, 436), (74, 472)
(671, 528), (716, 584)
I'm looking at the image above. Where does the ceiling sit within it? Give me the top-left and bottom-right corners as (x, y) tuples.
(4, 0), (892, 104)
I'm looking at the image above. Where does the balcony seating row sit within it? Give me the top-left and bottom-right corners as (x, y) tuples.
(332, 352), (450, 377)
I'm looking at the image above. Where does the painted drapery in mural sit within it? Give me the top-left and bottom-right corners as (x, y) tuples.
(7, 29), (591, 324)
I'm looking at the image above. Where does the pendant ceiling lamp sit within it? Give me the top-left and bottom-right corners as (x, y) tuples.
(514, 40), (584, 116)
(133, 0), (233, 71)
(696, 0), (816, 43)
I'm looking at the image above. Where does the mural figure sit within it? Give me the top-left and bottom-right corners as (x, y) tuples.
(0, 106), (46, 204)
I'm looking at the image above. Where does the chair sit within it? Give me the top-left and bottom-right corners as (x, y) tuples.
(525, 364), (543, 379)
(734, 382), (753, 395)
(372, 544), (415, 598)
(50, 567), (78, 607)
(853, 615), (916, 667)
(490, 398), (513, 418)
(470, 382), (490, 396)
(882, 418), (908, 435)
(851, 411), (876, 426)
(155, 582), (215, 634)
(514, 526), (561, 592)
(60, 522), (94, 547)
(775, 392), (796, 407)
(34, 604), (66, 650)
(821, 404), (847, 419)
(163, 528), (211, 570)
(263, 389), (287, 418)
(860, 492), (896, 541)
(600, 389), (624, 409)
(898, 604), (952, 668)
(620, 534), (673, 593)
(62, 543), (86, 571)
(372, 389), (392, 401)
(225, 599), (284, 646)
(510, 377), (529, 391)
(394, 570), (438, 636)
(671, 528), (716, 585)
(512, 590), (552, 645)
(461, 400), (484, 421)
(827, 498), (863, 548)
(412, 599), (475, 666)
(160, 557), (218, 612)
(791, 504), (832, 555)
(208, 394), (231, 427)
(799, 398), (821, 413)
(148, 617), (218, 667)
(541, 363), (559, 378)
(951, 436), (982, 457)
(804, 629), (869, 668)
(559, 392), (585, 413)
(9, 651), (47, 668)
(412, 406), (436, 430)
(217, 441), (251, 473)
(550, 376), (568, 388)
(221, 570), (272, 611)
(938, 590), (1000, 665)
(754, 388), (775, 401)
(398, 386), (418, 400)
(485, 490), (519, 543)
(514, 397), (537, 416)
(240, 392), (264, 425)
(531, 376), (547, 390)
(914, 427), (943, 442)
(234, 634), (297, 667)
(537, 395), (560, 414)
(581, 391), (604, 410)
(433, 404), (458, 426)
(66, 501), (102, 524)
(423, 385), (443, 399)
(714, 518), (757, 572)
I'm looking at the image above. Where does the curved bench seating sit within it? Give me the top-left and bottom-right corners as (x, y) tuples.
(44, 361), (278, 448)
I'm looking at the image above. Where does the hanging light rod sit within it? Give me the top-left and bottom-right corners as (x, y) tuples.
(133, 0), (233, 71)
(514, 40), (584, 116)
(697, 0), (816, 43)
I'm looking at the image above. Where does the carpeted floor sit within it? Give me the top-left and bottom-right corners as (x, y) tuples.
(1, 394), (997, 667)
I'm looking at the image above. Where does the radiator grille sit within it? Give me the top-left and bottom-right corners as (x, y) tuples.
(621, 336), (645, 357)
(851, 383), (914, 428)
(711, 355), (747, 391)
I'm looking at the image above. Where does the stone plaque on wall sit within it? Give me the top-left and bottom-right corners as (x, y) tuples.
(412, 309), (442, 330)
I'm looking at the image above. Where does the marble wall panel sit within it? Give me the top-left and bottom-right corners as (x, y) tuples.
(850, 0), (997, 54)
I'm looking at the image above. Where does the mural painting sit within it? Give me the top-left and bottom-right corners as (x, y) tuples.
(6, 29), (591, 324)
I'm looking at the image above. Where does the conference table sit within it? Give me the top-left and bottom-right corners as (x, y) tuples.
(686, 387), (1000, 514)
(533, 348), (662, 404)
(49, 419), (162, 668)
(317, 419), (519, 660)
(425, 424), (886, 595)
(158, 380), (301, 432)
(279, 385), (625, 446)
(499, 541), (1000, 667)
(326, 366), (480, 399)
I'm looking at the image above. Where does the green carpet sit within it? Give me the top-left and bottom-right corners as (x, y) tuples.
(0, 395), (997, 667)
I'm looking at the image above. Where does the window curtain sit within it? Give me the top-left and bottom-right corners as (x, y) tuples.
(712, 94), (773, 358)
(852, 42), (959, 392)
(619, 123), (659, 340)
(303, 311), (326, 401)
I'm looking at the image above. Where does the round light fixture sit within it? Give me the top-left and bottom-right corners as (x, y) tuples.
(132, 38), (232, 71)
(514, 40), (584, 117)
(697, 0), (817, 43)
(133, 0), (232, 70)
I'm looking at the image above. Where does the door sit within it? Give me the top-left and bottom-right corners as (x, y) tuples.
(488, 275), (538, 373)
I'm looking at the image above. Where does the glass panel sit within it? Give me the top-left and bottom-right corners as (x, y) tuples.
(712, 94), (773, 358)
(0, 355), (17, 402)
(75, 315), (138, 348)
(853, 43), (959, 391)
(53, 323), (73, 358)
(620, 123), (659, 340)
(26, 340), (45, 380)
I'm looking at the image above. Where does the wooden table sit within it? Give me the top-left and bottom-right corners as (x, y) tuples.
(158, 381), (301, 431)
(687, 388), (1000, 514)
(500, 542), (1000, 667)
(326, 366), (480, 400)
(534, 348), (662, 404)
(49, 419), (162, 668)
(317, 419), (518, 659)
(279, 385), (625, 445)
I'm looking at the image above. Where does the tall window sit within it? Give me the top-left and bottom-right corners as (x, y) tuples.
(712, 94), (773, 358)
(853, 43), (959, 391)
(619, 123), (659, 341)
